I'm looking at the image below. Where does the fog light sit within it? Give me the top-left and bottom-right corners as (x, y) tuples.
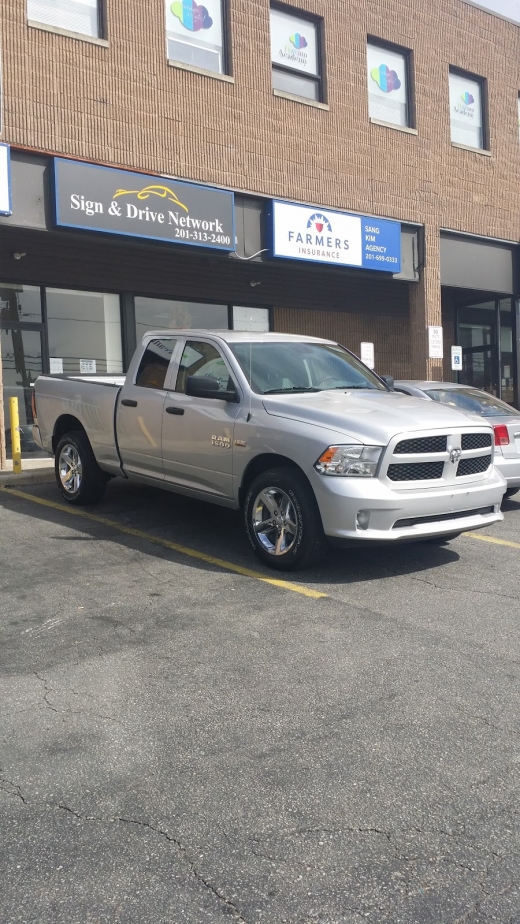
(356, 510), (370, 530)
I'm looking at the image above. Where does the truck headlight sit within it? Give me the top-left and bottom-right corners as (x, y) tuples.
(315, 445), (383, 477)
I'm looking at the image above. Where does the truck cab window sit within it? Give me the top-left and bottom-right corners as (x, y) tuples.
(176, 340), (233, 393)
(135, 338), (177, 389)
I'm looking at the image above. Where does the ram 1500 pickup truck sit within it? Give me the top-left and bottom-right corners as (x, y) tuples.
(33, 330), (506, 570)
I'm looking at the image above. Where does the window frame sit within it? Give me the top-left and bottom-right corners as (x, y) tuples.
(449, 66), (489, 152)
(270, 2), (325, 103)
(366, 36), (415, 130)
(27, 0), (105, 40)
(164, 0), (231, 77)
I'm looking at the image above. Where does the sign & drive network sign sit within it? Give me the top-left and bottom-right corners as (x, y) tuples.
(53, 158), (235, 252)
(270, 200), (401, 273)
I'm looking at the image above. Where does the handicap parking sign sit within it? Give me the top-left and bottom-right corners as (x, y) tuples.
(451, 345), (462, 370)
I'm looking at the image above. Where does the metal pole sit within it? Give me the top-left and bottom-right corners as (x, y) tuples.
(9, 396), (22, 473)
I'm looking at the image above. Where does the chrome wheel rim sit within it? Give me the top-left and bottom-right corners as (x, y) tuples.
(252, 487), (298, 556)
(58, 444), (82, 495)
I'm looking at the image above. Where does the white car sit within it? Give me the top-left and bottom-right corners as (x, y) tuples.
(394, 381), (520, 497)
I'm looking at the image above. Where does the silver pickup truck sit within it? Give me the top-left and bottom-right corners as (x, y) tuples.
(33, 330), (506, 570)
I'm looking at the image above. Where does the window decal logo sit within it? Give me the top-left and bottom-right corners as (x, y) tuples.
(370, 64), (402, 93)
(171, 0), (213, 32)
(113, 185), (189, 213)
(461, 92), (475, 105)
(290, 33), (308, 49)
(307, 213), (332, 234)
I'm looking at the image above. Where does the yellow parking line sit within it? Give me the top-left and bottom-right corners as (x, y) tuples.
(464, 532), (520, 550)
(0, 486), (328, 599)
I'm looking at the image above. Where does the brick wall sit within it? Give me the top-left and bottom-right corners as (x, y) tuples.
(3, 0), (520, 243)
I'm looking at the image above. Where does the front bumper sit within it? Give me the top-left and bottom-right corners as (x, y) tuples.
(313, 467), (506, 541)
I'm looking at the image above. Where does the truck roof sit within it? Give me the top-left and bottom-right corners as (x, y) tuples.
(142, 330), (336, 345)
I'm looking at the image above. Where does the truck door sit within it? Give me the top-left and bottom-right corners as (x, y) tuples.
(161, 339), (241, 499)
(117, 336), (180, 479)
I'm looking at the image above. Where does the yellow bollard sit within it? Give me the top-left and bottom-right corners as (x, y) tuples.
(9, 397), (22, 474)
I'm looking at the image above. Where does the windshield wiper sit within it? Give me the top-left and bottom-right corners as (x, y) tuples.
(263, 386), (323, 395)
(324, 384), (376, 390)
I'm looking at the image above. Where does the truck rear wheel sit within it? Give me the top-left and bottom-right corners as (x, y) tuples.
(244, 468), (327, 571)
(55, 431), (108, 505)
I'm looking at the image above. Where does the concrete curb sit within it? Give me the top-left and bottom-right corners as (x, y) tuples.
(0, 469), (55, 487)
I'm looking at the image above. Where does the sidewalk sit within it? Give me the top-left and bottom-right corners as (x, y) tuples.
(0, 457), (55, 486)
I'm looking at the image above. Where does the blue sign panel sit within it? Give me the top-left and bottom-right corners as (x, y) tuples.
(53, 158), (235, 252)
(270, 200), (401, 273)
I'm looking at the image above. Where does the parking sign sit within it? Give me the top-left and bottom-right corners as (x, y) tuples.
(451, 345), (463, 371)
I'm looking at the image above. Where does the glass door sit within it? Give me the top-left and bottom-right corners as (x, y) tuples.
(1, 326), (45, 457)
(457, 302), (499, 396)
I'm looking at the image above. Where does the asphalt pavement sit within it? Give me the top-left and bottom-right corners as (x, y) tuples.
(1, 476), (520, 924)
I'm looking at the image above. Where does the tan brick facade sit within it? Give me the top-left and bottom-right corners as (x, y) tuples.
(1, 0), (520, 385)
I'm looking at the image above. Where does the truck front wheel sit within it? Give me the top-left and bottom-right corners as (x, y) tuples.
(55, 431), (108, 505)
(244, 468), (327, 571)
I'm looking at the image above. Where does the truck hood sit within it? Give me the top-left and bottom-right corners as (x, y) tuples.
(262, 390), (488, 443)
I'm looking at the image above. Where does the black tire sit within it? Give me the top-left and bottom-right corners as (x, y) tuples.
(55, 430), (108, 505)
(244, 467), (327, 571)
(505, 488), (519, 498)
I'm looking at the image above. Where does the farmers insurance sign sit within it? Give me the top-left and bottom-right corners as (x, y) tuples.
(53, 158), (234, 251)
(271, 200), (401, 273)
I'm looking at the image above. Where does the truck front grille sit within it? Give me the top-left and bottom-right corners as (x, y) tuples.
(387, 461), (445, 481)
(393, 505), (495, 529)
(461, 433), (492, 450)
(394, 436), (447, 454)
(457, 455), (492, 476)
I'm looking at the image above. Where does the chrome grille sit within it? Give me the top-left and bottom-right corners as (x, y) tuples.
(387, 461), (444, 482)
(461, 433), (492, 450)
(457, 455), (492, 477)
(395, 436), (447, 454)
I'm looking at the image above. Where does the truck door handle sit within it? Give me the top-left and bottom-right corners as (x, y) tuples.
(165, 406), (185, 415)
(121, 399), (138, 407)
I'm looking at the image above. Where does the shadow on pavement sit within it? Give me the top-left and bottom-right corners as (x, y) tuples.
(0, 477), (465, 589)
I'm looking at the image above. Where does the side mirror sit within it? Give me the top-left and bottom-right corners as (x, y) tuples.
(186, 375), (238, 402)
(380, 375), (394, 390)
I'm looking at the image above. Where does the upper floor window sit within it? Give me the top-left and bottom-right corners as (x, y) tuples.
(367, 40), (412, 128)
(270, 5), (323, 102)
(27, 0), (102, 38)
(165, 0), (226, 74)
(517, 94), (520, 142)
(449, 69), (487, 150)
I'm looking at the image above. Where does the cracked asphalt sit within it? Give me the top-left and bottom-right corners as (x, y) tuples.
(1, 478), (520, 924)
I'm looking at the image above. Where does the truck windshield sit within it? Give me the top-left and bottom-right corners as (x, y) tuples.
(230, 342), (386, 395)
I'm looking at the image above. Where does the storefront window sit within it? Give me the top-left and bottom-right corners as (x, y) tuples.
(270, 6), (322, 101)
(135, 297), (228, 343)
(164, 0), (226, 73)
(500, 299), (514, 406)
(0, 284), (42, 324)
(367, 41), (411, 127)
(46, 289), (123, 375)
(449, 70), (486, 149)
(232, 306), (269, 331)
(27, 0), (102, 37)
(1, 327), (44, 457)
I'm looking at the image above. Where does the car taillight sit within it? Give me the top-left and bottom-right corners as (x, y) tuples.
(493, 424), (509, 446)
(31, 387), (37, 421)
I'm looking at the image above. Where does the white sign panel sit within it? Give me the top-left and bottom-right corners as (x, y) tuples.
(272, 201), (362, 267)
(0, 144), (12, 216)
(428, 327), (444, 360)
(49, 357), (64, 375)
(80, 359), (97, 374)
(451, 345), (463, 370)
(270, 8), (318, 75)
(462, 0), (520, 25)
(360, 342), (375, 369)
(449, 72), (483, 148)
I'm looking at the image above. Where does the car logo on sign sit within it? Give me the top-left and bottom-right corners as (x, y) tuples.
(449, 448), (462, 464)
